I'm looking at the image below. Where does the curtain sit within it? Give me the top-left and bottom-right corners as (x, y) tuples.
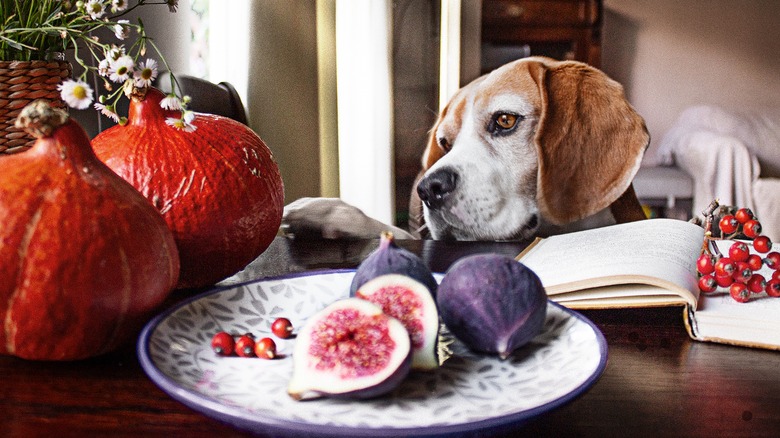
(335, 0), (395, 224)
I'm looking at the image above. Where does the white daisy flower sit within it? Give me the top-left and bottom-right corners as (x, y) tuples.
(113, 20), (131, 40)
(160, 93), (184, 111)
(165, 116), (197, 132)
(94, 103), (120, 123)
(58, 79), (94, 110)
(112, 0), (129, 12)
(121, 78), (137, 97)
(97, 58), (111, 76)
(133, 59), (158, 88)
(182, 110), (195, 124)
(105, 46), (125, 63)
(109, 55), (135, 83)
(85, 0), (106, 20)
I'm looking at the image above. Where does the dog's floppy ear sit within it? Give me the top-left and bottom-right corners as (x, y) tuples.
(411, 114), (448, 238)
(422, 121), (445, 171)
(531, 60), (649, 225)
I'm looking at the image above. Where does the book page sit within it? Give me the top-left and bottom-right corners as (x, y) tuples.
(554, 284), (687, 304)
(691, 292), (780, 347)
(519, 218), (704, 306)
(688, 240), (780, 349)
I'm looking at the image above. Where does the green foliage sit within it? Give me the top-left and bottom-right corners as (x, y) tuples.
(0, 1), (184, 117)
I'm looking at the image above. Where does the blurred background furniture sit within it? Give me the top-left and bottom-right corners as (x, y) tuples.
(481, 0), (603, 72)
(632, 166), (694, 221)
(156, 72), (248, 125)
(649, 105), (780, 240)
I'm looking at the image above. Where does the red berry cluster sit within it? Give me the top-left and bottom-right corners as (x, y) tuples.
(210, 317), (294, 359)
(697, 204), (780, 303)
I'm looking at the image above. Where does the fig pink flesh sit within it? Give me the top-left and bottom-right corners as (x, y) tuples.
(358, 285), (425, 349)
(308, 309), (396, 378)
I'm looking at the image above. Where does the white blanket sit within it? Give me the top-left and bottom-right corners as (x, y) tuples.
(753, 178), (780, 241)
(656, 105), (780, 240)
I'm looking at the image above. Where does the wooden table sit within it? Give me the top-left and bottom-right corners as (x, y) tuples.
(3, 236), (780, 437)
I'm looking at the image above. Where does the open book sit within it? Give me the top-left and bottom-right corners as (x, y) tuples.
(517, 218), (780, 350)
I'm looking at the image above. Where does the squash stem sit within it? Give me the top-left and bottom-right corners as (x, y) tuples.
(15, 101), (68, 139)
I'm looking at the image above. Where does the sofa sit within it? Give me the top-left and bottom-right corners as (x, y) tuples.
(653, 105), (780, 241)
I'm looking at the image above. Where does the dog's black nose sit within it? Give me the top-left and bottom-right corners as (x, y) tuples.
(417, 168), (458, 209)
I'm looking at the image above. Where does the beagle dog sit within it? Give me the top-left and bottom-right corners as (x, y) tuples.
(282, 57), (649, 241)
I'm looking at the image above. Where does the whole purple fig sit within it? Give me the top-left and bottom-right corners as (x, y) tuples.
(437, 254), (547, 359)
(350, 231), (437, 296)
(287, 298), (411, 400)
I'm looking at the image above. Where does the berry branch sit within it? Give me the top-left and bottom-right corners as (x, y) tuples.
(696, 200), (780, 302)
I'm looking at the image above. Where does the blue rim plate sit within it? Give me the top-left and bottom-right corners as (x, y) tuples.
(138, 270), (607, 437)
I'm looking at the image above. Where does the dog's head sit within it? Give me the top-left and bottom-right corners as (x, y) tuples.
(415, 57), (649, 240)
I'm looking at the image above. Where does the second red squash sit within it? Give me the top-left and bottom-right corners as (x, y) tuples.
(92, 87), (284, 289)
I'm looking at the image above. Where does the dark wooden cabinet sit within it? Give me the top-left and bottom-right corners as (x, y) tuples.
(481, 0), (603, 72)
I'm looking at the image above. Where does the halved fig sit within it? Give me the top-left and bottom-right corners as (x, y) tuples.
(350, 231), (437, 296)
(287, 298), (411, 400)
(355, 274), (440, 370)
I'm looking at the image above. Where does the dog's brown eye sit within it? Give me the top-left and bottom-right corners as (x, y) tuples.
(488, 112), (523, 136)
(496, 113), (517, 130)
(438, 137), (450, 151)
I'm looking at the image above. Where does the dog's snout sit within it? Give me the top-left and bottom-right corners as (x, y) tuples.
(417, 168), (458, 209)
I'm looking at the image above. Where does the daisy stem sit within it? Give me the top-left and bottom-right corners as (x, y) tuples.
(145, 36), (183, 102)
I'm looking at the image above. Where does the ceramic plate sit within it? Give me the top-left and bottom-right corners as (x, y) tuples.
(138, 270), (607, 437)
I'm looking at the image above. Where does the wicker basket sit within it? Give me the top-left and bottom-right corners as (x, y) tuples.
(0, 60), (72, 154)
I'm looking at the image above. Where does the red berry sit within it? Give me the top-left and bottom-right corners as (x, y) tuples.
(747, 254), (763, 271)
(714, 257), (736, 277)
(211, 331), (235, 356)
(715, 274), (734, 288)
(733, 262), (753, 283)
(753, 235), (772, 253)
(735, 208), (754, 224)
(766, 280), (780, 298)
(719, 215), (739, 235)
(730, 282), (751, 303)
(271, 317), (294, 339)
(696, 253), (716, 275)
(773, 270), (780, 281)
(235, 334), (256, 357)
(764, 252), (780, 269)
(254, 337), (277, 359)
(743, 220), (762, 238)
(698, 275), (717, 293)
(747, 273), (766, 293)
(729, 241), (750, 263)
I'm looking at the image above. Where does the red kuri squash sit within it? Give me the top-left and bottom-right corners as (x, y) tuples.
(92, 88), (284, 289)
(0, 102), (180, 360)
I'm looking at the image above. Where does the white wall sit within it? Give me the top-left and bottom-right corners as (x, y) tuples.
(601, 0), (780, 165)
(246, 1), (320, 204)
(140, 1), (192, 75)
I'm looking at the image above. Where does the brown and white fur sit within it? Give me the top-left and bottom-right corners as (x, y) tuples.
(282, 57), (649, 241)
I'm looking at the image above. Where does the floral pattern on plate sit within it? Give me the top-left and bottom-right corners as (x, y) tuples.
(138, 270), (607, 437)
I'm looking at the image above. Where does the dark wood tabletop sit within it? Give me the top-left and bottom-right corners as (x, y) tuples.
(3, 236), (780, 437)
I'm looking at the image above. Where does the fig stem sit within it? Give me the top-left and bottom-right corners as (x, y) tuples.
(379, 231), (395, 249)
(15, 100), (68, 139)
